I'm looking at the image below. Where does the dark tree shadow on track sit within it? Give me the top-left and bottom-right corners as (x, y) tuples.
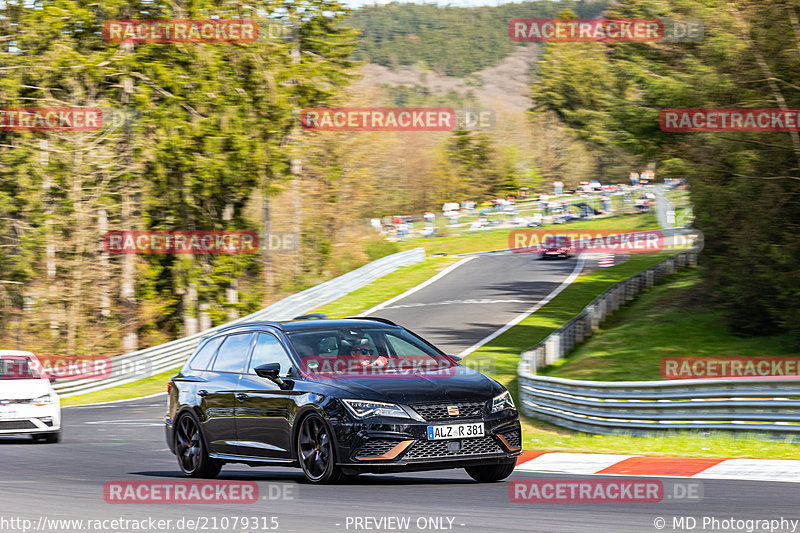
(131, 469), (476, 485)
(0, 436), (38, 444)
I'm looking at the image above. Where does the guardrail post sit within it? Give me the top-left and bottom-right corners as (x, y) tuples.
(689, 253), (697, 267)
(646, 269), (654, 288)
(575, 316), (585, 343)
(545, 333), (560, 365)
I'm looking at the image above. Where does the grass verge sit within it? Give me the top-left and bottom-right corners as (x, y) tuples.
(462, 252), (676, 388)
(396, 212), (658, 256)
(312, 256), (459, 318)
(540, 269), (798, 381)
(464, 259), (800, 459)
(61, 367), (179, 407)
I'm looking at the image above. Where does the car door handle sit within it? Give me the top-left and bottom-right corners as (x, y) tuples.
(197, 389), (208, 398)
(235, 393), (248, 402)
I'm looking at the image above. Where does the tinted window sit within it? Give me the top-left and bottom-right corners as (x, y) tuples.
(249, 333), (293, 377)
(189, 336), (224, 371)
(287, 327), (443, 359)
(0, 356), (42, 380)
(212, 333), (254, 373)
(385, 333), (427, 356)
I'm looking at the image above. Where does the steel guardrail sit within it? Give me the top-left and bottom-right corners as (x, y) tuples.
(520, 252), (697, 372)
(53, 247), (426, 397)
(516, 250), (800, 435)
(516, 371), (800, 435)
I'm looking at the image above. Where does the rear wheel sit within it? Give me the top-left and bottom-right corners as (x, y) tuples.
(297, 413), (343, 484)
(465, 459), (516, 482)
(174, 413), (222, 478)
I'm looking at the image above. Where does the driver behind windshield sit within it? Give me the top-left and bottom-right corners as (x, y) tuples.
(342, 337), (389, 368)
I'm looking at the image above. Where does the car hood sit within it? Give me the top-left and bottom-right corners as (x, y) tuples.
(0, 379), (53, 400)
(313, 366), (501, 404)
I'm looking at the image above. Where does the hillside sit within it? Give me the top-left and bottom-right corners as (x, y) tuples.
(347, 0), (610, 77)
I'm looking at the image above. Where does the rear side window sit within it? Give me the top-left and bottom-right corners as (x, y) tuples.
(188, 337), (224, 371)
(0, 356), (42, 380)
(212, 333), (254, 373)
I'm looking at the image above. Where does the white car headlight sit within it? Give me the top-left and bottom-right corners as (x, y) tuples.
(31, 394), (55, 406)
(491, 391), (515, 413)
(342, 399), (412, 419)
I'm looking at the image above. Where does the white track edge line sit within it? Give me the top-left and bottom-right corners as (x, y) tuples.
(457, 255), (586, 358)
(63, 391), (167, 408)
(357, 256), (476, 317)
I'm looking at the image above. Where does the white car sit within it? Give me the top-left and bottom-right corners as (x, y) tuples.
(0, 350), (61, 443)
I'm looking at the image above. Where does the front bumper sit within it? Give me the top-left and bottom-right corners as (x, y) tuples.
(332, 409), (521, 472)
(0, 403), (61, 435)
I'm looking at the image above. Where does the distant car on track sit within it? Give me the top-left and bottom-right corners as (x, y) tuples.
(0, 350), (61, 443)
(540, 245), (571, 259)
(165, 318), (521, 483)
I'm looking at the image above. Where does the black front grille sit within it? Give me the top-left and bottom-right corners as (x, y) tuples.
(501, 429), (521, 449)
(0, 420), (36, 430)
(410, 401), (485, 421)
(405, 436), (503, 460)
(355, 439), (400, 458)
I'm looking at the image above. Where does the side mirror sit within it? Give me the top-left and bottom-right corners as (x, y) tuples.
(254, 363), (287, 389)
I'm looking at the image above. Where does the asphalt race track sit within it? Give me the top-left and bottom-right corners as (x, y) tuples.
(366, 254), (580, 355)
(2, 255), (799, 533)
(3, 399), (800, 533)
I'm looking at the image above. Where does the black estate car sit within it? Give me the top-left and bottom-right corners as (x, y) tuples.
(165, 318), (521, 483)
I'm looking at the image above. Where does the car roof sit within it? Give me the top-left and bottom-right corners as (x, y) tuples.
(0, 350), (36, 357)
(280, 317), (398, 331)
(205, 317), (399, 338)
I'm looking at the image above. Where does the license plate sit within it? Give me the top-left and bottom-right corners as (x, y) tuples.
(0, 409), (19, 418)
(427, 423), (484, 440)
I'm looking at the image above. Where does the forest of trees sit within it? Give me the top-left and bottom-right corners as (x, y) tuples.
(0, 0), (361, 354)
(0, 0), (563, 356)
(533, 0), (800, 343)
(347, 1), (608, 77)
(2, 0), (797, 358)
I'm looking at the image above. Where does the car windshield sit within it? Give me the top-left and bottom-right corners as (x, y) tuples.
(286, 326), (449, 373)
(0, 356), (43, 380)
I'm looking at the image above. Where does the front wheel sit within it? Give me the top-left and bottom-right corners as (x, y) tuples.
(296, 413), (343, 484)
(31, 432), (60, 444)
(174, 413), (222, 478)
(465, 459), (516, 482)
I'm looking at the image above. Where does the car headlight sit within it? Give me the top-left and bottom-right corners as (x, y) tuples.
(491, 391), (515, 413)
(31, 394), (54, 406)
(342, 399), (412, 419)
